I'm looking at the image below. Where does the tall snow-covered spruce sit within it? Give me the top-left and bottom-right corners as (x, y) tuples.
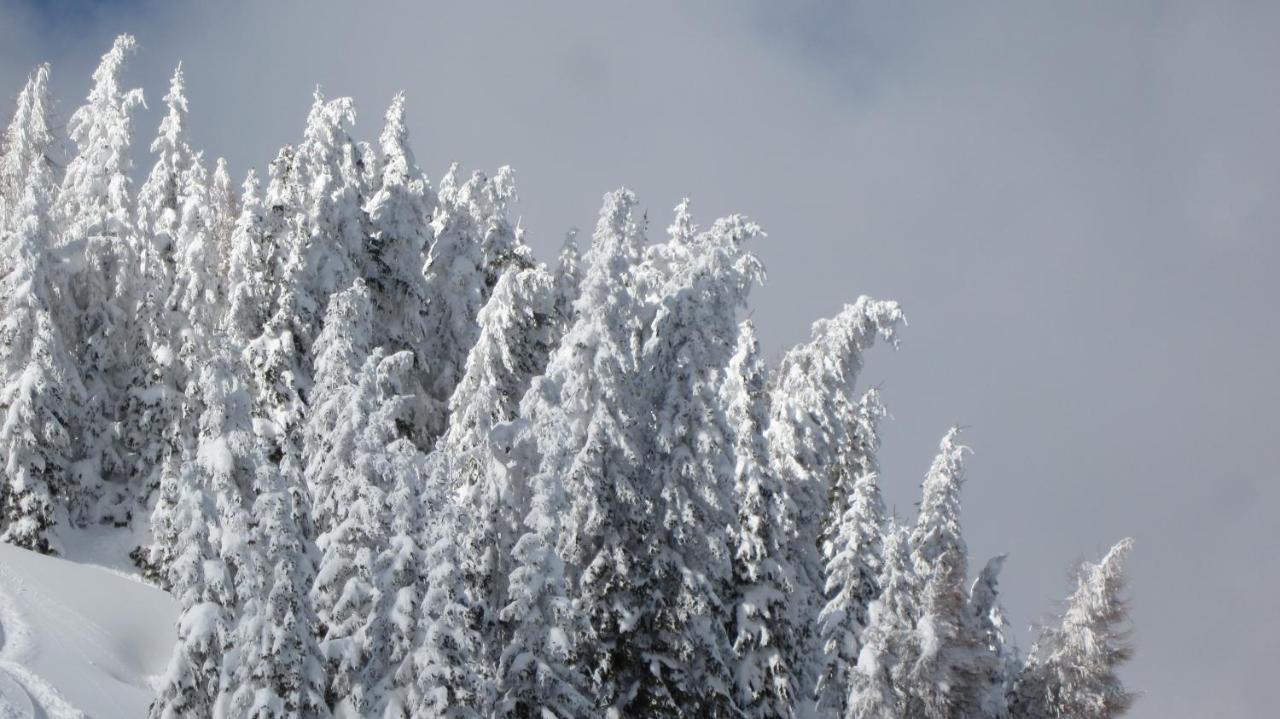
(0, 36), (1139, 719)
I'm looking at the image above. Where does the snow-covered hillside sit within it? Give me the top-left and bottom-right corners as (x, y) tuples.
(0, 543), (176, 718)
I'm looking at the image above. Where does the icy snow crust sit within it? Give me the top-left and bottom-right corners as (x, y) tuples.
(0, 543), (178, 718)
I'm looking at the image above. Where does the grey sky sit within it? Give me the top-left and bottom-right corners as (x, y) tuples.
(3, 1), (1278, 715)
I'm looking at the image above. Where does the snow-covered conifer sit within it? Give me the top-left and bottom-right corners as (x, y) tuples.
(847, 523), (918, 719)
(208, 157), (238, 282)
(969, 554), (1017, 717)
(0, 63), (57, 259)
(1010, 539), (1135, 719)
(440, 265), (558, 665)
(725, 320), (798, 718)
(303, 278), (375, 531)
(815, 467), (887, 716)
(310, 348), (418, 713)
(766, 297), (903, 692)
(551, 229), (581, 332)
(222, 171), (272, 346)
(149, 481), (234, 718)
(0, 180), (85, 553)
(364, 92), (435, 371)
(907, 429), (996, 719)
(274, 91), (368, 357)
(420, 166), (534, 440)
(635, 204), (765, 713)
(223, 474), (330, 719)
(507, 188), (649, 713)
(409, 492), (492, 717)
(56, 34), (146, 523)
(498, 464), (591, 719)
(373, 442), (429, 715)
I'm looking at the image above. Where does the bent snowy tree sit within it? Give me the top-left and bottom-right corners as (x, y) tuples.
(0, 35), (1136, 719)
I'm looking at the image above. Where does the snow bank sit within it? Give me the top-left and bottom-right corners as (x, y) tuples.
(0, 543), (177, 718)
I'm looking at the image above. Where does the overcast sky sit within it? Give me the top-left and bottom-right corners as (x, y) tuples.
(3, 1), (1278, 715)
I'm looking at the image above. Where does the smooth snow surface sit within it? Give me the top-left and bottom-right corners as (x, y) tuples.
(0, 543), (177, 718)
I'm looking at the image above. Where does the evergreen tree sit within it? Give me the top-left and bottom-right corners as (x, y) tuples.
(137, 63), (195, 324)
(374, 440), (430, 716)
(222, 170), (272, 347)
(907, 428), (998, 719)
(969, 554), (1017, 718)
(508, 188), (651, 713)
(551, 229), (581, 333)
(208, 157), (238, 288)
(0, 63), (57, 263)
(274, 91), (368, 358)
(725, 320), (797, 719)
(441, 265), (558, 667)
(847, 523), (917, 719)
(303, 278), (375, 532)
(0, 180), (85, 553)
(765, 297), (903, 694)
(310, 348), (417, 713)
(55, 34), (146, 524)
(223, 479), (331, 718)
(635, 204), (765, 714)
(498, 464), (592, 719)
(364, 92), (435, 382)
(815, 466), (887, 716)
(409, 487), (492, 718)
(1010, 539), (1135, 719)
(148, 481), (235, 718)
(420, 165), (533, 440)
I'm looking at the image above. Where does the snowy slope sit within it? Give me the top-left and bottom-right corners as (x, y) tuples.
(0, 543), (176, 718)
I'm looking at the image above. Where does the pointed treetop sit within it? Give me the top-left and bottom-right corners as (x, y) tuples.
(154, 63), (189, 151)
(911, 427), (970, 574)
(1, 63), (55, 234)
(668, 196), (697, 244)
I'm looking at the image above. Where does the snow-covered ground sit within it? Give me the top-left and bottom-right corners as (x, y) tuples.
(0, 542), (176, 718)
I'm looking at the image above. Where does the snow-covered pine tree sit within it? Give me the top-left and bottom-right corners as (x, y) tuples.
(847, 522), (917, 719)
(310, 348), (418, 714)
(0, 63), (57, 263)
(364, 93), (435, 387)
(241, 147), (308, 456)
(303, 278), (374, 532)
(439, 264), (558, 668)
(815, 464), (888, 716)
(634, 204), (765, 714)
(222, 170), (272, 347)
(498, 460), (592, 719)
(223, 469), (330, 719)
(907, 428), (1003, 719)
(551, 228), (581, 333)
(506, 188), (652, 713)
(124, 65), (199, 540)
(409, 484), (493, 717)
(969, 554), (1018, 717)
(419, 165), (534, 441)
(1010, 539), (1135, 719)
(766, 297), (903, 694)
(55, 34), (147, 526)
(724, 319), (798, 718)
(0, 177), (85, 553)
(373, 440), (430, 716)
(149, 480), (235, 718)
(136, 64), (195, 333)
(167, 156), (222, 380)
(274, 91), (368, 359)
(208, 157), (238, 287)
